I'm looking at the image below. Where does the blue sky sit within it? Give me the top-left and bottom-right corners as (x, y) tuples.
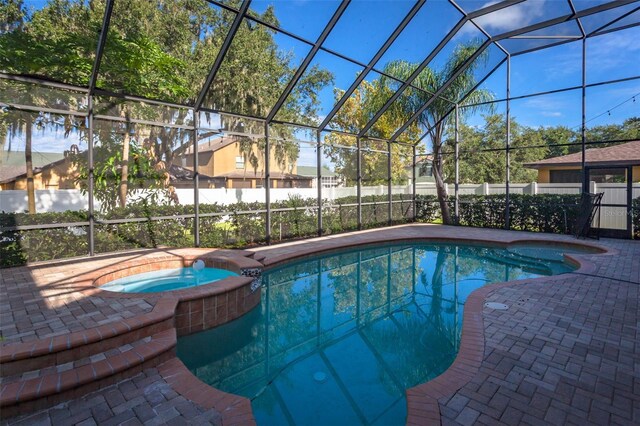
(256, 0), (639, 133)
(6, 0), (640, 157)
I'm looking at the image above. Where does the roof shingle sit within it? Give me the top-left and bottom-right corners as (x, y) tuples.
(525, 140), (640, 168)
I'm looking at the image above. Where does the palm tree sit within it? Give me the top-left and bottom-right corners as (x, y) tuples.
(382, 42), (495, 224)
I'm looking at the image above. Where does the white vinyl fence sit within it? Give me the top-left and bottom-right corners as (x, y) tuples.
(0, 185), (409, 213)
(2, 182), (638, 230)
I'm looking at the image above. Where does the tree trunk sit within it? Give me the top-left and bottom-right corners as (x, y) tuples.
(430, 247), (448, 322)
(119, 132), (130, 208)
(25, 114), (36, 214)
(432, 155), (452, 225)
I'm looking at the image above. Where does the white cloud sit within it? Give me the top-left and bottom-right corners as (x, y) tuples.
(541, 111), (562, 117)
(586, 28), (640, 73)
(523, 96), (568, 110)
(473, 0), (547, 34)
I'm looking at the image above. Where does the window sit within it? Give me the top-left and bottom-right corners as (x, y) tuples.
(418, 163), (433, 177)
(550, 169), (581, 183)
(235, 156), (244, 169)
(589, 168), (626, 183)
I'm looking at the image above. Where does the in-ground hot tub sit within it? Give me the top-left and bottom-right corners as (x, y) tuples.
(91, 251), (264, 336)
(100, 266), (238, 293)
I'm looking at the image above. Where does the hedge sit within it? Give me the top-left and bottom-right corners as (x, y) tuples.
(417, 193), (640, 237)
(457, 194), (583, 234)
(2, 193), (637, 268)
(0, 194), (416, 267)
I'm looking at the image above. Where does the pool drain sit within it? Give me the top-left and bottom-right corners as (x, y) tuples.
(484, 302), (509, 310)
(313, 372), (327, 383)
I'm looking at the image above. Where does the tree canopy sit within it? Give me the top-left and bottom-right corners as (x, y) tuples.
(0, 0), (334, 210)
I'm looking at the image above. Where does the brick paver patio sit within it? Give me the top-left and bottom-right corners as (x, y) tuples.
(5, 366), (223, 426)
(1, 224), (638, 425)
(439, 265), (639, 425)
(0, 252), (160, 345)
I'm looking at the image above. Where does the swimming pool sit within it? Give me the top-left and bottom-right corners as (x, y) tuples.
(100, 267), (238, 293)
(177, 242), (587, 425)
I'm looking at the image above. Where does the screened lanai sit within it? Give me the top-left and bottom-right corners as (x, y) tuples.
(1, 0), (639, 266)
(3, 2), (640, 426)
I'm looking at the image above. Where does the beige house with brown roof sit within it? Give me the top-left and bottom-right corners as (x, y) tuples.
(0, 151), (72, 190)
(525, 141), (640, 183)
(1, 135), (313, 191)
(178, 135), (312, 189)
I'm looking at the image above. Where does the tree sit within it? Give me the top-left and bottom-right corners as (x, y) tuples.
(444, 114), (547, 184)
(73, 121), (170, 212)
(534, 125), (578, 158)
(324, 78), (423, 186)
(383, 43), (495, 224)
(1, 0), (332, 210)
(586, 117), (640, 144)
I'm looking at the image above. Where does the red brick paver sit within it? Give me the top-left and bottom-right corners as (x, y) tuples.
(1, 225), (638, 425)
(438, 257), (640, 425)
(1, 367), (223, 426)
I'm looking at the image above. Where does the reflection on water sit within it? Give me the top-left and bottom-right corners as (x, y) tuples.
(178, 243), (575, 425)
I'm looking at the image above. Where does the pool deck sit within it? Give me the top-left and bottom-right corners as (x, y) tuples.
(1, 224), (638, 425)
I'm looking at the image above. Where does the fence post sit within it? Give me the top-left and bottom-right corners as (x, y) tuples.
(530, 182), (538, 195)
(412, 145), (417, 222)
(316, 130), (322, 237)
(590, 181), (596, 194)
(356, 137), (362, 230)
(264, 122), (271, 244)
(483, 182), (489, 195)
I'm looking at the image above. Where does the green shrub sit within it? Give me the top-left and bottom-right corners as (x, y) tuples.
(1, 192), (625, 268)
(271, 196), (318, 241)
(414, 195), (440, 223)
(1, 210), (90, 266)
(414, 193), (582, 234)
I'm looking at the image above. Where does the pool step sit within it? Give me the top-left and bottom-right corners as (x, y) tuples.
(0, 299), (176, 378)
(0, 329), (176, 418)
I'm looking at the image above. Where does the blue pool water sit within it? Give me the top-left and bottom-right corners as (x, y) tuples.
(177, 242), (591, 425)
(101, 267), (238, 293)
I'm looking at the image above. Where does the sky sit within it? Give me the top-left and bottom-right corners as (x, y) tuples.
(250, 0), (639, 133)
(5, 0), (640, 159)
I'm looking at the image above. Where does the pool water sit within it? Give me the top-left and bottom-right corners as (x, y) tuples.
(177, 242), (587, 425)
(100, 267), (238, 293)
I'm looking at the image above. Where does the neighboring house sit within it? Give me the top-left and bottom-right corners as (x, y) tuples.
(296, 165), (340, 188)
(1, 150), (68, 190)
(1, 148), (214, 191)
(412, 155), (435, 183)
(1, 134), (314, 191)
(524, 140), (640, 183)
(178, 135), (313, 189)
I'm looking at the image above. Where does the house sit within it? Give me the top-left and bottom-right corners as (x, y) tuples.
(413, 155), (435, 183)
(178, 135), (313, 189)
(295, 166), (340, 188)
(1, 150), (70, 190)
(1, 135), (315, 191)
(524, 140), (640, 183)
(0, 149), (212, 191)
